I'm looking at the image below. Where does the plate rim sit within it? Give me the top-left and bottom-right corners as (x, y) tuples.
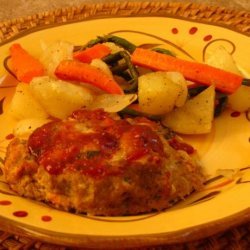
(0, 1), (249, 46)
(0, 208), (249, 248)
(0, 2), (250, 247)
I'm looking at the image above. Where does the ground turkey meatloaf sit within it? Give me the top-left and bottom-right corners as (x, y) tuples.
(3, 109), (205, 216)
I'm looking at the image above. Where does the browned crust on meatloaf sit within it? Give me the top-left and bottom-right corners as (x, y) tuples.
(3, 110), (205, 216)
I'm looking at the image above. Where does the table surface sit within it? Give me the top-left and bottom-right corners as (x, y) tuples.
(0, 0), (249, 22)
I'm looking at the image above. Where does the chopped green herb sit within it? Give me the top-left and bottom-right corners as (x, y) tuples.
(86, 151), (100, 159)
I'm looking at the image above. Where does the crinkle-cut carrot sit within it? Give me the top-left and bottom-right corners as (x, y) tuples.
(55, 60), (124, 95)
(9, 43), (44, 83)
(131, 48), (243, 94)
(73, 44), (111, 63)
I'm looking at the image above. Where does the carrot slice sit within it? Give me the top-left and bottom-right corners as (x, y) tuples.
(131, 48), (243, 94)
(73, 44), (111, 63)
(55, 60), (124, 95)
(9, 43), (44, 83)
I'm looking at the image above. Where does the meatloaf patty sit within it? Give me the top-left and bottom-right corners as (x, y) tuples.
(3, 109), (205, 216)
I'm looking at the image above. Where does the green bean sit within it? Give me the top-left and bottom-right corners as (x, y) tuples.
(74, 35), (137, 53)
(119, 51), (138, 93)
(116, 71), (132, 81)
(242, 78), (250, 86)
(214, 95), (228, 117)
(119, 107), (161, 121)
(74, 35), (138, 92)
(188, 86), (207, 97)
(104, 51), (138, 93)
(111, 63), (128, 75)
(73, 36), (104, 51)
(107, 35), (136, 53)
(102, 52), (123, 64)
(152, 48), (176, 57)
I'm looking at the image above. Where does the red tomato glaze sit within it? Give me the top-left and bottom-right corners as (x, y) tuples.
(28, 110), (165, 178)
(6, 133), (15, 140)
(169, 138), (195, 154)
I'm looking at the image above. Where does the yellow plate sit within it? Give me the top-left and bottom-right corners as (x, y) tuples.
(0, 16), (250, 248)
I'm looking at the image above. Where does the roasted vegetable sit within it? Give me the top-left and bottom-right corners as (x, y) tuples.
(9, 43), (44, 83)
(30, 76), (94, 119)
(40, 40), (73, 77)
(9, 82), (48, 120)
(55, 60), (124, 95)
(131, 47), (244, 94)
(138, 71), (188, 115)
(162, 85), (215, 134)
(74, 35), (136, 53)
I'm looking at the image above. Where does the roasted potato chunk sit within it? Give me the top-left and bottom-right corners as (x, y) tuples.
(40, 40), (73, 77)
(162, 85), (215, 134)
(138, 72), (188, 115)
(9, 83), (48, 120)
(30, 76), (94, 119)
(205, 46), (250, 112)
(228, 86), (250, 112)
(13, 118), (50, 138)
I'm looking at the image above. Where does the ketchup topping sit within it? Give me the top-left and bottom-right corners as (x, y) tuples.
(169, 138), (195, 154)
(6, 133), (15, 140)
(28, 110), (165, 178)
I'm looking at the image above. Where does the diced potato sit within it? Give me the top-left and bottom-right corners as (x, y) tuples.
(228, 85), (250, 112)
(162, 85), (215, 134)
(138, 71), (187, 115)
(30, 76), (94, 119)
(205, 46), (242, 75)
(104, 42), (124, 53)
(40, 40), (73, 77)
(164, 72), (188, 107)
(205, 45), (250, 112)
(9, 83), (48, 120)
(14, 118), (50, 138)
(90, 93), (137, 112)
(90, 59), (113, 77)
